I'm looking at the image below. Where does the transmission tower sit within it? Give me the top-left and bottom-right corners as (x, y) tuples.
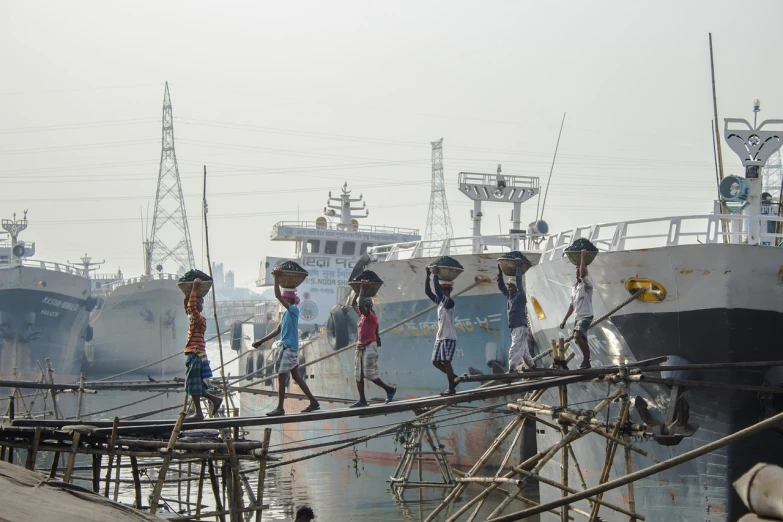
(424, 138), (454, 240)
(149, 82), (195, 273)
(762, 149), (783, 201)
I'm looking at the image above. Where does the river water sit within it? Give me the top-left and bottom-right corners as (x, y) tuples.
(29, 341), (539, 521)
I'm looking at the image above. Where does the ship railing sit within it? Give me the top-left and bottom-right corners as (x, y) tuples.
(103, 272), (181, 292)
(272, 221), (419, 236)
(371, 233), (547, 261)
(541, 214), (783, 261)
(0, 258), (85, 275)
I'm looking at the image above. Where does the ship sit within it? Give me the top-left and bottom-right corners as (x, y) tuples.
(518, 113), (783, 520)
(0, 212), (94, 382)
(84, 240), (188, 378)
(236, 175), (549, 467)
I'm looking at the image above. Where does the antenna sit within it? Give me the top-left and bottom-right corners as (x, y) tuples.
(149, 82), (195, 273)
(424, 138), (454, 240)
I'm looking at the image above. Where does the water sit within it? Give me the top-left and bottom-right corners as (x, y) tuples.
(18, 341), (539, 521)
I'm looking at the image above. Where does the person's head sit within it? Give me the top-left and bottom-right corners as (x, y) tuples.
(506, 278), (517, 296)
(358, 297), (373, 315)
(440, 281), (453, 296)
(294, 506), (314, 522)
(282, 289), (299, 306)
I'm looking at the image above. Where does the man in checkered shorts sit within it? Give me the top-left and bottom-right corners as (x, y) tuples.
(424, 266), (459, 395)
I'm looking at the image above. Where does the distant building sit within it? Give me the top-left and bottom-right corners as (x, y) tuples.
(225, 270), (235, 291)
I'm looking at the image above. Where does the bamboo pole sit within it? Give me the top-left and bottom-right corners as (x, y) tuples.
(255, 428), (271, 522)
(76, 372), (85, 421)
(63, 432), (81, 483)
(208, 459), (227, 522)
(560, 378), (569, 522)
(149, 393), (190, 514)
(113, 454), (122, 502)
(25, 426), (40, 471)
(202, 165), (232, 421)
(588, 398), (630, 521)
(130, 456), (143, 509)
(48, 450), (60, 479)
(92, 453), (102, 493)
(195, 460), (206, 518)
(103, 417), (120, 497)
(225, 437), (241, 522)
(45, 358), (61, 420)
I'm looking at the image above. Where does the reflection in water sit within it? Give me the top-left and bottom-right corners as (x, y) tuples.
(4, 342), (538, 520)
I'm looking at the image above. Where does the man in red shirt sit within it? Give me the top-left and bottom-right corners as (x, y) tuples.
(183, 279), (222, 420)
(349, 281), (396, 408)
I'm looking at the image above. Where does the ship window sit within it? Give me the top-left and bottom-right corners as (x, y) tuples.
(341, 241), (356, 256)
(325, 241), (338, 254)
(360, 242), (373, 255)
(305, 240), (320, 254)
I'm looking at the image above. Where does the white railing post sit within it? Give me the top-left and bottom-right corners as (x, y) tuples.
(666, 218), (681, 246)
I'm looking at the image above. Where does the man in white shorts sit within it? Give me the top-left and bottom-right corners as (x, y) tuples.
(497, 258), (536, 372)
(349, 281), (396, 408)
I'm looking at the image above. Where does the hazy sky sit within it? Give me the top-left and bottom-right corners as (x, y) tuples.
(2, 1), (780, 289)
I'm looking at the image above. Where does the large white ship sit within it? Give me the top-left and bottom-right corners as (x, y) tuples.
(85, 241), (188, 378)
(519, 113), (783, 521)
(0, 212), (93, 382)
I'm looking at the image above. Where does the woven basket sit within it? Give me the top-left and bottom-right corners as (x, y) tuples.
(564, 250), (598, 266)
(428, 265), (463, 282)
(348, 280), (383, 298)
(274, 269), (308, 289)
(177, 280), (213, 297)
(498, 258), (533, 277)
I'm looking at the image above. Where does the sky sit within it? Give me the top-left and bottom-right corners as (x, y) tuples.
(1, 0), (781, 289)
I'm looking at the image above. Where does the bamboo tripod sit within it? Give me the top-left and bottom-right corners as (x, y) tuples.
(425, 340), (646, 522)
(389, 411), (456, 498)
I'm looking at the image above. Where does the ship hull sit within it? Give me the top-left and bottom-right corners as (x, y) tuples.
(239, 253), (542, 468)
(524, 243), (783, 521)
(86, 277), (188, 378)
(0, 265), (90, 382)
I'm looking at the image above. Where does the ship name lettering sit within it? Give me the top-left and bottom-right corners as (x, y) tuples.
(40, 309), (59, 317)
(42, 297), (62, 307)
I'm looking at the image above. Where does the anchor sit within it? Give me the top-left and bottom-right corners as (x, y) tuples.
(635, 383), (698, 446)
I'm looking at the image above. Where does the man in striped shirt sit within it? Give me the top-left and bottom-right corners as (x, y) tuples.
(184, 278), (222, 420)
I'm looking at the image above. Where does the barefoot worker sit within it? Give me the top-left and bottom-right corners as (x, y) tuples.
(349, 281), (396, 408)
(252, 269), (320, 417)
(183, 278), (222, 420)
(424, 266), (459, 395)
(559, 250), (594, 369)
(498, 258), (536, 372)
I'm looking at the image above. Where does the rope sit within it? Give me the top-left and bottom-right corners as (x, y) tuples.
(533, 288), (646, 362)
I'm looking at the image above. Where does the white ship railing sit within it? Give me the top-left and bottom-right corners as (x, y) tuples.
(104, 273), (181, 292)
(273, 220), (419, 236)
(371, 233), (547, 261)
(541, 214), (783, 262)
(0, 258), (85, 275)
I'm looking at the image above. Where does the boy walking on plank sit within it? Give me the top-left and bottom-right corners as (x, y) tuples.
(183, 279), (222, 420)
(252, 270), (320, 416)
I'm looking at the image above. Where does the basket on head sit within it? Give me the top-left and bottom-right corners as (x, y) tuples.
(274, 269), (308, 289)
(497, 256), (533, 277)
(430, 265), (463, 282)
(564, 250), (598, 266)
(177, 280), (213, 297)
(348, 280), (383, 298)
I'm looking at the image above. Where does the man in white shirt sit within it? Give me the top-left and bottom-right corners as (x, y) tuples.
(559, 250), (593, 369)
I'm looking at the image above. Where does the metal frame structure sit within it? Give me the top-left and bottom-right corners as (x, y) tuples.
(149, 82), (195, 274)
(424, 138), (454, 241)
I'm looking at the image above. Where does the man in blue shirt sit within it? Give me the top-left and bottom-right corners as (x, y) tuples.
(252, 270), (320, 416)
(498, 259), (536, 372)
